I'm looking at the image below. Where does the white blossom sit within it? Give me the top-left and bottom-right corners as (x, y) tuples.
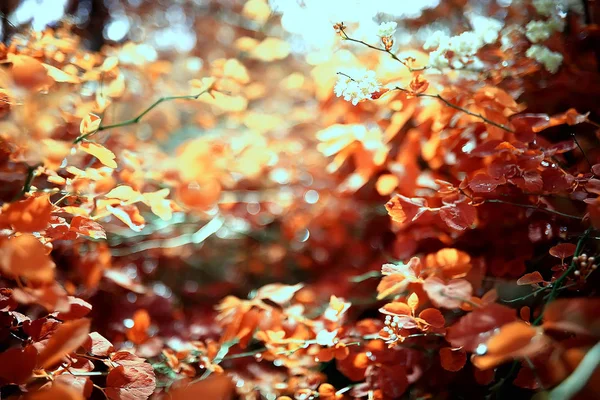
(471, 15), (503, 44)
(334, 69), (381, 106)
(377, 21), (398, 38)
(423, 31), (449, 50)
(316, 329), (338, 346)
(533, 0), (584, 16)
(525, 18), (565, 43)
(526, 44), (564, 73)
(423, 16), (502, 70)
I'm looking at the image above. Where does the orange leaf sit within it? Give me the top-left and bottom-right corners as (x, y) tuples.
(79, 142), (117, 168)
(24, 383), (84, 400)
(385, 194), (429, 224)
(69, 216), (106, 240)
(439, 347), (467, 371)
(532, 108), (589, 132)
(9, 54), (51, 90)
(418, 308), (445, 328)
(426, 248), (471, 279)
(38, 318), (91, 369)
(0, 194), (52, 233)
(126, 309), (151, 345)
(517, 271), (545, 286)
(472, 321), (547, 370)
(0, 234), (55, 283)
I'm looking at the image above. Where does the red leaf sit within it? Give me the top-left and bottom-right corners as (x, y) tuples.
(70, 216), (106, 240)
(439, 202), (476, 231)
(378, 364), (409, 398)
(439, 347), (467, 371)
(446, 303), (517, 352)
(169, 374), (234, 400)
(419, 308), (445, 328)
(56, 297), (92, 320)
(549, 243), (576, 259)
(468, 173), (505, 193)
(516, 271), (545, 286)
(106, 352), (156, 400)
(38, 318), (91, 369)
(0, 345), (37, 384)
(83, 332), (114, 357)
(542, 298), (600, 336)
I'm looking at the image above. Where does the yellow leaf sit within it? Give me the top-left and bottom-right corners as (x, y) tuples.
(407, 292), (419, 312)
(42, 64), (80, 83)
(79, 142), (117, 169)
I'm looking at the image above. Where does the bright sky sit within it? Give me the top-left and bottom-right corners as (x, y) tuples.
(6, 0), (440, 52)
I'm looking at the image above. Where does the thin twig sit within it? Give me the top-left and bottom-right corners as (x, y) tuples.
(483, 199), (582, 220)
(571, 133), (592, 169)
(339, 27), (427, 72)
(74, 88), (213, 143)
(393, 86), (514, 133)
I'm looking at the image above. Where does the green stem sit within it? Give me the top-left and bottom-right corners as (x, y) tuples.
(484, 199), (581, 220)
(13, 164), (40, 200)
(533, 227), (592, 325)
(74, 88), (212, 143)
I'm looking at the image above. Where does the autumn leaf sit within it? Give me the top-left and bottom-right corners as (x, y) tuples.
(439, 201), (476, 231)
(106, 352), (156, 400)
(126, 309), (151, 345)
(446, 303), (517, 351)
(385, 194), (429, 224)
(549, 243), (576, 259)
(439, 347), (467, 372)
(0, 194), (53, 233)
(0, 345), (37, 384)
(69, 216), (106, 240)
(472, 321), (548, 370)
(9, 54), (52, 90)
(37, 318), (91, 369)
(83, 332), (115, 357)
(531, 108), (590, 132)
(24, 382), (84, 400)
(516, 271), (545, 286)
(418, 308), (445, 328)
(0, 234), (55, 283)
(423, 277), (473, 309)
(169, 374), (234, 400)
(542, 298), (600, 337)
(56, 296), (92, 320)
(426, 248), (471, 279)
(255, 283), (303, 305)
(80, 142), (117, 168)
(468, 173), (505, 193)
